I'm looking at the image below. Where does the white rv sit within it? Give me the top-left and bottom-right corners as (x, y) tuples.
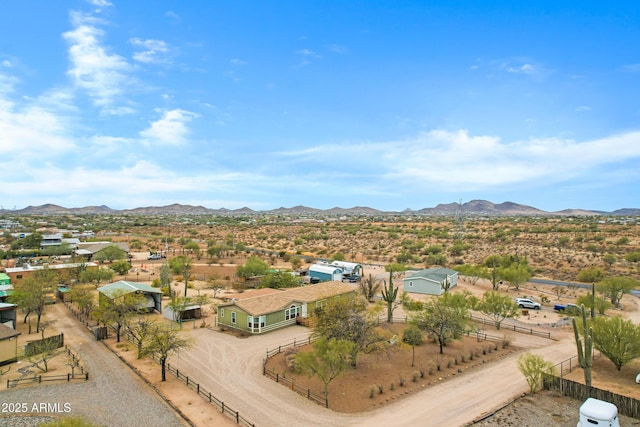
(577, 398), (619, 427)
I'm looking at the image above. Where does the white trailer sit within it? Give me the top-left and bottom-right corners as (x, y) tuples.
(576, 398), (619, 427)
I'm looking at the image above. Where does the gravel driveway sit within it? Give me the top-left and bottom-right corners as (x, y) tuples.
(169, 323), (576, 427)
(1, 304), (188, 427)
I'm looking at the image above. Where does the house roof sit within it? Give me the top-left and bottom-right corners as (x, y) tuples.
(0, 323), (20, 340)
(75, 242), (130, 255)
(98, 280), (162, 298)
(4, 262), (98, 273)
(0, 273), (11, 281)
(309, 264), (343, 274)
(0, 303), (17, 311)
(404, 268), (458, 282)
(221, 281), (355, 316)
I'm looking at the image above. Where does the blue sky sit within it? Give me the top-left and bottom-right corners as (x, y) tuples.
(1, 1), (639, 212)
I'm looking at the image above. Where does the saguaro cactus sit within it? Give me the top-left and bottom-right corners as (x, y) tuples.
(572, 304), (593, 387)
(381, 270), (398, 323)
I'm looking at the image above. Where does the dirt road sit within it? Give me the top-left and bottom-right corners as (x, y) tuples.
(170, 324), (576, 427)
(2, 304), (189, 427)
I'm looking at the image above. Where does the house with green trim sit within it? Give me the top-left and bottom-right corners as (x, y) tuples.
(217, 281), (356, 334)
(402, 268), (459, 295)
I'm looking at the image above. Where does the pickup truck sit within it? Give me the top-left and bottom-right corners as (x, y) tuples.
(553, 303), (580, 314)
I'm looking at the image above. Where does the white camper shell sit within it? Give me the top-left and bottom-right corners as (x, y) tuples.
(577, 398), (619, 427)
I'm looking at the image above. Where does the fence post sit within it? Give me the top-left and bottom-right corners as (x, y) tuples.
(176, 369), (179, 379)
(67, 373), (70, 382)
(276, 373), (279, 383)
(197, 383), (200, 394)
(222, 402), (225, 413)
(236, 411), (239, 423)
(209, 392), (212, 403)
(186, 376), (189, 387)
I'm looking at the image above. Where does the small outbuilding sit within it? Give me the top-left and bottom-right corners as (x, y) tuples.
(309, 264), (344, 283)
(98, 281), (162, 314)
(402, 268), (459, 296)
(164, 303), (202, 322)
(0, 323), (20, 366)
(0, 303), (17, 328)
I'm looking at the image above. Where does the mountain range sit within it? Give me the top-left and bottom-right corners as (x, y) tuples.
(0, 200), (638, 216)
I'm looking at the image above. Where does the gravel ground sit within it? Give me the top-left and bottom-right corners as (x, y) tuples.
(475, 390), (640, 427)
(1, 304), (188, 427)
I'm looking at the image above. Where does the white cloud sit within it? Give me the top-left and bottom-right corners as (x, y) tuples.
(139, 108), (199, 145)
(277, 129), (640, 192)
(621, 63), (640, 73)
(63, 11), (134, 113)
(86, 0), (112, 7)
(2, 60), (12, 68)
(230, 58), (247, 66)
(130, 38), (170, 64)
(576, 105), (591, 112)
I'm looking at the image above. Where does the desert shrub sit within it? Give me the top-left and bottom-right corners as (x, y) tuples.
(412, 371), (420, 382)
(377, 384), (384, 394)
(502, 336), (512, 349)
(369, 386), (376, 398)
(390, 382), (395, 391)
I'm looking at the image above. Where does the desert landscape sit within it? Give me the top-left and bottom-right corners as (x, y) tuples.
(1, 211), (639, 426)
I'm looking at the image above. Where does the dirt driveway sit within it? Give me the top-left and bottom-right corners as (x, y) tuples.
(170, 322), (576, 427)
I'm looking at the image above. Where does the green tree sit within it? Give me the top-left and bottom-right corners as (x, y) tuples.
(28, 337), (62, 373)
(591, 315), (640, 371)
(453, 264), (486, 286)
(517, 352), (556, 394)
(259, 271), (299, 289)
(332, 252), (346, 261)
(142, 328), (192, 381)
(624, 251), (640, 263)
(384, 263), (409, 278)
(597, 276), (639, 308)
(159, 263), (172, 296)
(110, 260), (131, 275)
(402, 324), (424, 367)
(126, 316), (158, 359)
(475, 291), (520, 330)
(92, 289), (145, 343)
(294, 337), (354, 398)
(577, 266), (605, 283)
(236, 255), (270, 279)
(483, 255), (504, 290)
(80, 267), (114, 287)
(602, 253), (617, 267)
(93, 245), (127, 263)
(410, 293), (471, 354)
(68, 284), (97, 316)
(169, 255), (193, 297)
(9, 269), (59, 333)
(501, 263), (532, 292)
(184, 241), (201, 258)
(290, 255), (303, 271)
(576, 294), (611, 315)
(314, 295), (381, 367)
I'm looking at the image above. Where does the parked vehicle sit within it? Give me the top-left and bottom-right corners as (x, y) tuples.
(147, 253), (162, 260)
(577, 398), (619, 427)
(553, 303), (580, 314)
(514, 298), (541, 310)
